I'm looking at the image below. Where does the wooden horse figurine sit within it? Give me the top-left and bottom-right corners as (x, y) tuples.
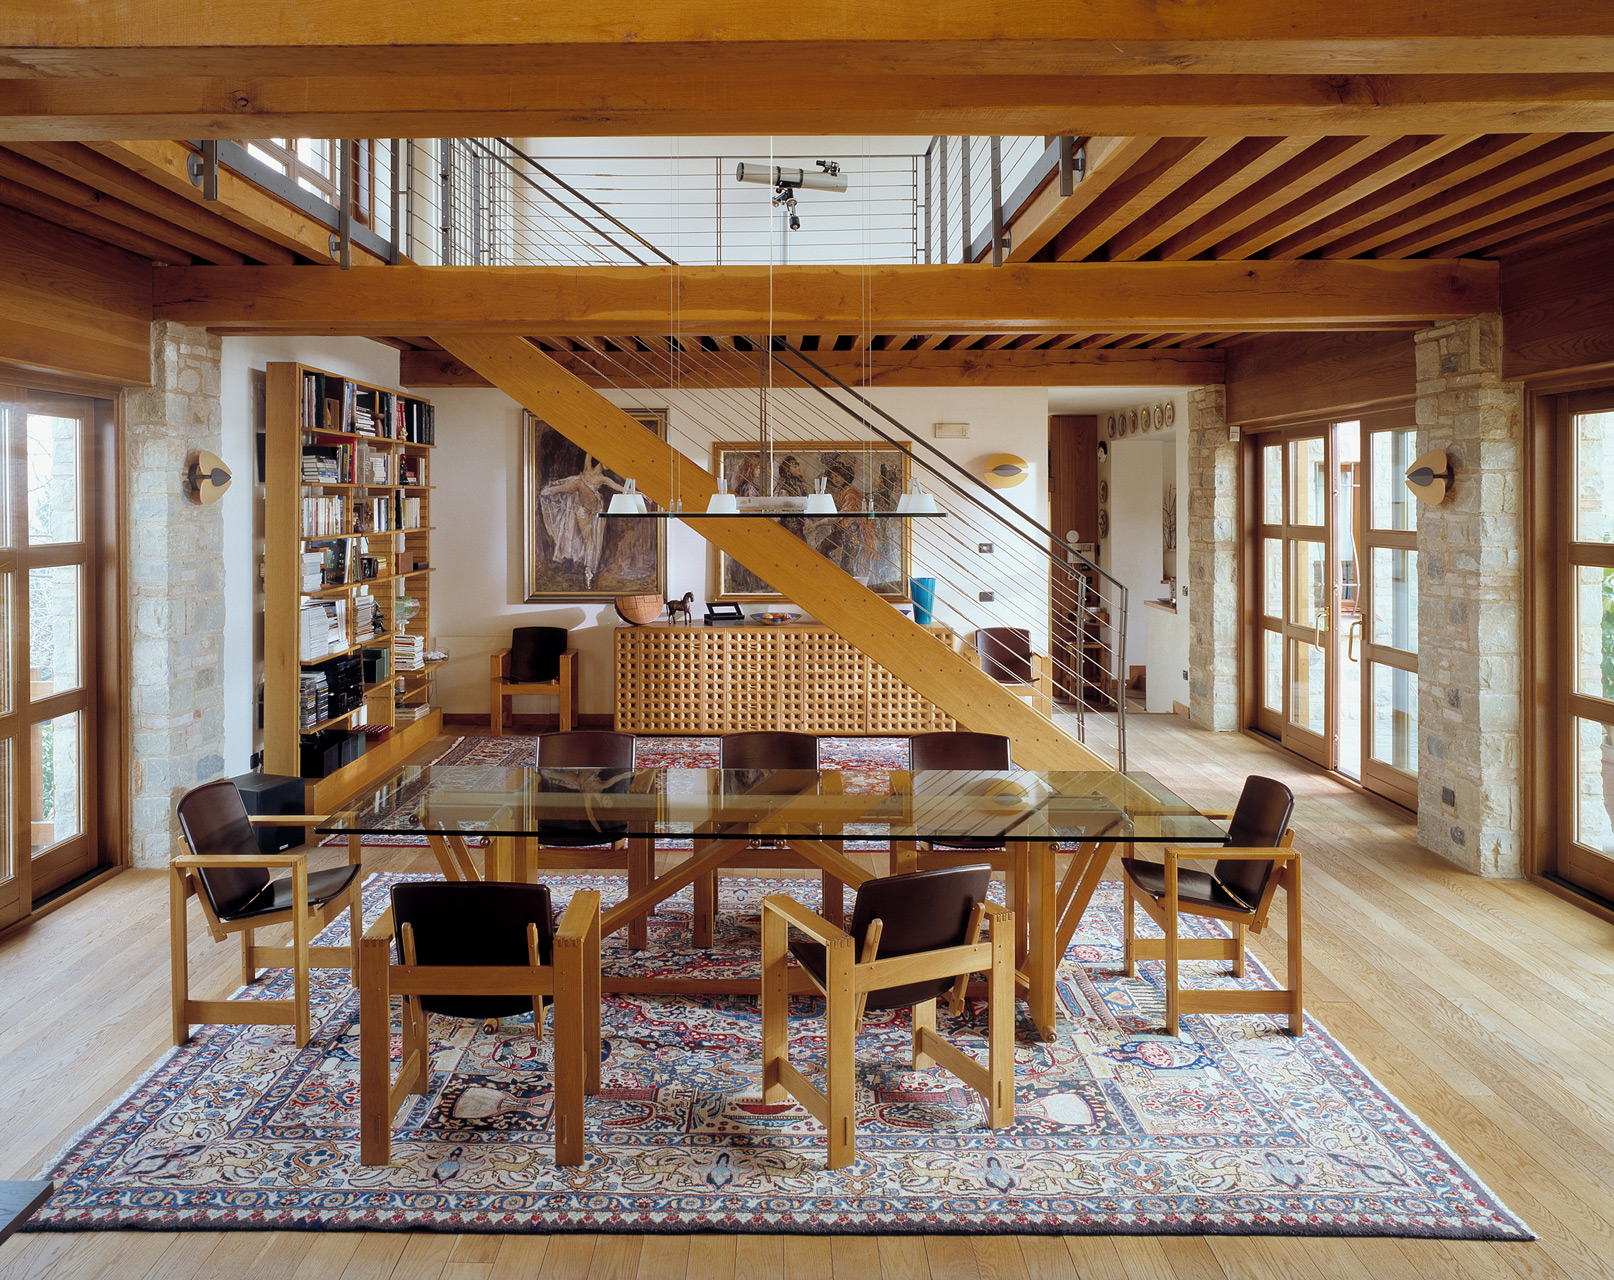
(665, 591), (694, 623)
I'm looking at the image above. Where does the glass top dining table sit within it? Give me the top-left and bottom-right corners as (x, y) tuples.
(318, 765), (1228, 1041)
(316, 765), (1229, 847)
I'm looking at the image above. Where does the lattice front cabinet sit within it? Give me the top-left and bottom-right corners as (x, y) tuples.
(614, 624), (956, 735)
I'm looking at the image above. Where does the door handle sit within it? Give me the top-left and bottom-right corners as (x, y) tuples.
(1346, 619), (1362, 663)
(1314, 607), (1329, 647)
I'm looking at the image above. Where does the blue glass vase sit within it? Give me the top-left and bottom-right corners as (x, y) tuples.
(909, 577), (936, 625)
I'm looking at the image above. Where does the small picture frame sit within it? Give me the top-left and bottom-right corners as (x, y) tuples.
(704, 601), (745, 624)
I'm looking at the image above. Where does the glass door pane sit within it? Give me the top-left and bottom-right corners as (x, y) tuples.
(1371, 664), (1418, 772)
(27, 411), (81, 545)
(29, 565), (81, 696)
(30, 710), (81, 858)
(1277, 429), (1334, 767)
(1359, 423), (1418, 809)
(1289, 638), (1327, 733)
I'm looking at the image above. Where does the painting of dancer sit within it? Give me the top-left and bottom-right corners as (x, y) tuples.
(711, 441), (910, 600)
(523, 409), (667, 601)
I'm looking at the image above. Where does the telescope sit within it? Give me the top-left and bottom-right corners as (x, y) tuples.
(735, 160), (848, 194)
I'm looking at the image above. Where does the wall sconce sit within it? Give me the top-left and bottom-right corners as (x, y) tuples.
(185, 450), (232, 504)
(1405, 449), (1456, 506)
(982, 453), (1030, 489)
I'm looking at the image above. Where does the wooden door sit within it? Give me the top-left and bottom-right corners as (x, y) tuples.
(1048, 414), (1097, 699)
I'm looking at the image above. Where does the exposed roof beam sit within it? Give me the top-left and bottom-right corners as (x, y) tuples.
(400, 343), (1226, 391)
(11, 73), (1614, 140)
(6, 6), (1614, 75)
(1048, 137), (1240, 262)
(153, 262), (1500, 335)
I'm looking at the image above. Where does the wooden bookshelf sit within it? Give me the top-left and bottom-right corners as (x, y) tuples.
(263, 362), (441, 808)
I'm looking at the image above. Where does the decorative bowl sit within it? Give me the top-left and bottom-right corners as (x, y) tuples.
(751, 611), (799, 626)
(615, 593), (665, 625)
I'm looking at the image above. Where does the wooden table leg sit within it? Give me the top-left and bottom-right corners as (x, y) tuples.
(358, 928), (392, 1166)
(1054, 841), (1114, 961)
(1021, 840), (1058, 1042)
(626, 837), (651, 950)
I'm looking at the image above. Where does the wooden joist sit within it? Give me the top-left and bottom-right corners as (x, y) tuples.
(153, 261), (1500, 336)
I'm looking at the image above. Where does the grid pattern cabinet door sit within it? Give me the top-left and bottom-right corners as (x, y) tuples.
(786, 629), (869, 734)
(706, 629), (782, 733)
(614, 627), (709, 733)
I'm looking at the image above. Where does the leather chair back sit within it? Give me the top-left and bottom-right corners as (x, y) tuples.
(176, 779), (270, 920)
(910, 731), (1012, 771)
(719, 731), (819, 771)
(976, 627), (1034, 684)
(849, 865), (991, 1011)
(1215, 775), (1295, 904)
(509, 626), (568, 683)
(537, 730), (636, 769)
(391, 881), (556, 1019)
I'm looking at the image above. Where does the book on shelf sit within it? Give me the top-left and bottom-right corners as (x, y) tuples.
(300, 550), (324, 592)
(401, 399), (435, 445)
(394, 703), (433, 723)
(401, 495), (423, 529)
(301, 495), (345, 538)
(392, 633), (425, 671)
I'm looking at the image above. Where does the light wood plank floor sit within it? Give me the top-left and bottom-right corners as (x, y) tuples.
(2, 716), (1612, 1279)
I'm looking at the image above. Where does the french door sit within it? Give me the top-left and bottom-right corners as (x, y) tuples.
(1253, 417), (1418, 806)
(0, 386), (112, 931)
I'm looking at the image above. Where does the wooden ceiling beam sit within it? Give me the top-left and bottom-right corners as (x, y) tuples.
(152, 261), (1500, 335)
(4, 140), (296, 264)
(1370, 140), (1614, 256)
(1422, 176), (1614, 256)
(17, 71), (1614, 141)
(1049, 137), (1239, 262)
(400, 343), (1226, 389)
(1105, 137), (1306, 262)
(1264, 132), (1554, 259)
(0, 173), (194, 264)
(0, 144), (240, 263)
(1209, 133), (1480, 260)
(914, 334), (950, 351)
(1312, 132), (1614, 257)
(1153, 137), (1395, 260)
(1485, 205), (1614, 259)
(1003, 136), (1155, 263)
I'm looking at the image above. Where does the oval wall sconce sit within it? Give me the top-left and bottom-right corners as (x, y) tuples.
(1405, 449), (1455, 506)
(983, 453), (1030, 488)
(185, 450), (232, 504)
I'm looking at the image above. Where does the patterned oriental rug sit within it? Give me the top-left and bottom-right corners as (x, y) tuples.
(320, 735), (909, 849)
(31, 875), (1529, 1240)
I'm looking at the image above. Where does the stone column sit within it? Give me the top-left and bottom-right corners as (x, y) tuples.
(124, 322), (227, 868)
(1187, 385), (1239, 731)
(1414, 313), (1523, 877)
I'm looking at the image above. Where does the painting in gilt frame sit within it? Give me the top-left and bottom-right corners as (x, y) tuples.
(710, 441), (911, 600)
(523, 408), (668, 602)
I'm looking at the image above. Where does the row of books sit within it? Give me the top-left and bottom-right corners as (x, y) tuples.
(393, 633), (425, 671)
(301, 498), (426, 540)
(299, 598), (348, 660)
(300, 443), (395, 486)
(300, 371), (436, 444)
(301, 495), (346, 538)
(394, 702), (434, 723)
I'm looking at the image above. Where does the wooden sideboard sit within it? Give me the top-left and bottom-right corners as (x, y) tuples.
(614, 622), (959, 735)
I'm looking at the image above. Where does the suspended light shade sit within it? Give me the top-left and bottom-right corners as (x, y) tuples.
(804, 477), (837, 514)
(897, 479), (939, 514)
(607, 477), (649, 515)
(706, 475), (740, 515)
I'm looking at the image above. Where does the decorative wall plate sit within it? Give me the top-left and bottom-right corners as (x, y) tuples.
(1128, 409), (1138, 434)
(1107, 413), (1117, 438)
(1099, 479), (1109, 504)
(1098, 508), (1110, 538)
(1153, 403), (1165, 430)
(1165, 401), (1176, 427)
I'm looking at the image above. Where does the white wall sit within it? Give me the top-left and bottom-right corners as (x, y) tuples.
(417, 381), (1051, 718)
(219, 336), (401, 772)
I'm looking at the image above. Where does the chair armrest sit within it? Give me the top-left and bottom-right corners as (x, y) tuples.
(761, 893), (851, 946)
(490, 648), (512, 679)
(981, 902), (1015, 932)
(556, 889), (602, 942)
(247, 814), (330, 827)
(363, 906), (395, 942)
(1164, 845), (1299, 862)
(173, 852), (306, 870)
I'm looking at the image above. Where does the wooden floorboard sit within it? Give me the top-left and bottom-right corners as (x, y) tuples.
(0, 716), (1611, 1278)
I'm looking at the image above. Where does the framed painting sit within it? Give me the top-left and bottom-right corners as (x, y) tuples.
(710, 441), (911, 600)
(523, 408), (668, 602)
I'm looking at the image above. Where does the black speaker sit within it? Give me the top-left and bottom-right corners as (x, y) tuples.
(230, 771), (306, 853)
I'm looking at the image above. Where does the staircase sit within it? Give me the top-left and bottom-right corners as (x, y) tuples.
(433, 333), (1126, 771)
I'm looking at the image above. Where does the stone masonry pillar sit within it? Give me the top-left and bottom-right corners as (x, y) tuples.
(1414, 313), (1523, 877)
(124, 322), (228, 868)
(1187, 385), (1239, 731)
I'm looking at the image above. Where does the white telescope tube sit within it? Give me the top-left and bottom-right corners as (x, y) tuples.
(735, 162), (850, 194)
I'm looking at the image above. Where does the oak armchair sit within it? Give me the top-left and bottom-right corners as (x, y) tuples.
(490, 625), (577, 735)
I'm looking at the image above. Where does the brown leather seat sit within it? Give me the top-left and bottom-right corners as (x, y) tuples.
(720, 730), (818, 771)
(1121, 774), (1304, 1037)
(789, 865), (991, 1011)
(907, 732), (1014, 854)
(537, 730), (636, 770)
(975, 627), (1034, 684)
(391, 881), (555, 1019)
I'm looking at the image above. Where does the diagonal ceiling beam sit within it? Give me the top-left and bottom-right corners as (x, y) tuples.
(153, 261), (1501, 335)
(430, 330), (1108, 770)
